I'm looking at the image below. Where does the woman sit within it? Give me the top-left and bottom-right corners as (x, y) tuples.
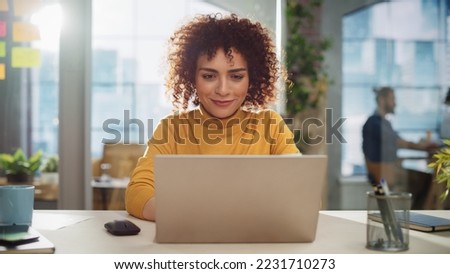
(125, 13), (299, 221)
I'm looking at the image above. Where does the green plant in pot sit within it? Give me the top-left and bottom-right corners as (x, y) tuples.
(285, 0), (331, 153)
(40, 155), (59, 185)
(0, 148), (43, 183)
(428, 140), (450, 201)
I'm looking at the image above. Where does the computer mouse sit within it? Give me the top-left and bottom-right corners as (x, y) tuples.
(104, 219), (141, 236)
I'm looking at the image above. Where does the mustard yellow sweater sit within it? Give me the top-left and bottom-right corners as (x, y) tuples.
(125, 107), (300, 219)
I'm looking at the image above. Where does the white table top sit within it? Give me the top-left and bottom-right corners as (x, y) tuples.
(25, 210), (450, 254)
(397, 148), (429, 159)
(91, 178), (129, 188)
(402, 159), (434, 174)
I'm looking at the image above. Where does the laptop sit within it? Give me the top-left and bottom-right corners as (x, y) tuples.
(154, 154), (327, 243)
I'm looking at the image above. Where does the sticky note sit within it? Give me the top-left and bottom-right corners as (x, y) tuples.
(13, 22), (40, 42)
(0, 0), (8, 12)
(11, 47), (41, 68)
(14, 0), (41, 17)
(0, 64), (5, 80)
(0, 41), (5, 57)
(0, 21), (6, 37)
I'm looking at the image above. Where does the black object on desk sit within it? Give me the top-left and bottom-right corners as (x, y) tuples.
(0, 227), (39, 246)
(0, 227), (55, 254)
(370, 212), (450, 232)
(105, 219), (141, 236)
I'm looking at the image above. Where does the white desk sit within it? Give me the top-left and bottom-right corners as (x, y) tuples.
(25, 210), (450, 254)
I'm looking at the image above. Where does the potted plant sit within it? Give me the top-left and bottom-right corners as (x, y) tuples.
(285, 0), (332, 154)
(0, 148), (43, 183)
(40, 155), (59, 185)
(428, 140), (450, 201)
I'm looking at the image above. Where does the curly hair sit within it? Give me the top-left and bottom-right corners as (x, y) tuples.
(165, 13), (282, 111)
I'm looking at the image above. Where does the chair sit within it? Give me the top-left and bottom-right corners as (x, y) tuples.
(92, 143), (146, 210)
(92, 143), (146, 179)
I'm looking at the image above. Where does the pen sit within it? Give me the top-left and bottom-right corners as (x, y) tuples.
(380, 178), (390, 195)
(373, 182), (393, 242)
(377, 179), (403, 243)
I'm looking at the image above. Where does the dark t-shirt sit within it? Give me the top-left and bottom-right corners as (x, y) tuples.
(362, 112), (399, 163)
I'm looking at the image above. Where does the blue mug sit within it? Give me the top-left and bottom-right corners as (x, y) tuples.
(0, 185), (35, 231)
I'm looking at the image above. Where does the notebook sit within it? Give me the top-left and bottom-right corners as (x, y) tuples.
(369, 212), (450, 232)
(154, 154), (327, 243)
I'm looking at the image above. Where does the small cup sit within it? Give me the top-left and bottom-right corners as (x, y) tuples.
(366, 191), (411, 251)
(0, 185), (35, 233)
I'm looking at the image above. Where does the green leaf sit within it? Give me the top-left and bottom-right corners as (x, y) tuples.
(436, 162), (442, 175)
(13, 148), (27, 161)
(0, 148), (42, 175)
(440, 189), (449, 202)
(29, 150), (42, 162)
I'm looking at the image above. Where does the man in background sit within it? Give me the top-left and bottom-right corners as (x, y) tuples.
(362, 86), (436, 191)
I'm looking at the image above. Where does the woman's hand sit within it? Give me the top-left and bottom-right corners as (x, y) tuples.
(142, 197), (156, 221)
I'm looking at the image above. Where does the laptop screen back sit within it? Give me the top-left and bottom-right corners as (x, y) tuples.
(154, 154), (327, 243)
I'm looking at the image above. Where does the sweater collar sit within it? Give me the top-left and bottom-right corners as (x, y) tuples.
(197, 104), (248, 129)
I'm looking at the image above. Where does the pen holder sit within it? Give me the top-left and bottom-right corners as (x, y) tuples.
(366, 191), (412, 251)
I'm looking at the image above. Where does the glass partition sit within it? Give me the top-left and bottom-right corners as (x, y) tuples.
(341, 0), (448, 176)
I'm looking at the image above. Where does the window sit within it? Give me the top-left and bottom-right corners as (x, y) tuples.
(31, 2), (61, 157)
(341, 0), (449, 176)
(91, 0), (228, 157)
(0, 0), (61, 162)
